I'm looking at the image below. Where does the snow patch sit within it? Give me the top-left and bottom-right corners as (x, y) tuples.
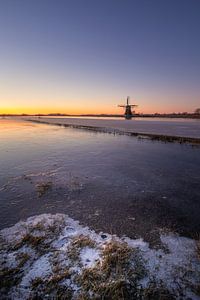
(80, 247), (100, 268)
(1, 213), (200, 299)
(20, 254), (52, 288)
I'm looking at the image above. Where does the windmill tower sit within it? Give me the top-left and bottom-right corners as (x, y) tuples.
(118, 96), (138, 119)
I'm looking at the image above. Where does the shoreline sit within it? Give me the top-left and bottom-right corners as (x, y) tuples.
(26, 118), (200, 145)
(2, 114), (200, 120)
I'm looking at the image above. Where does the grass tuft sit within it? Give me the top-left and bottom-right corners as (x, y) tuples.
(76, 240), (147, 299)
(196, 238), (200, 260)
(142, 281), (176, 300)
(0, 267), (21, 291)
(12, 233), (46, 253)
(16, 252), (30, 268)
(36, 181), (52, 197)
(30, 271), (73, 299)
(48, 268), (71, 285)
(31, 277), (44, 289)
(68, 235), (96, 261)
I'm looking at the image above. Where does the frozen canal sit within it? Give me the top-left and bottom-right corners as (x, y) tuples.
(27, 116), (200, 140)
(0, 118), (200, 244)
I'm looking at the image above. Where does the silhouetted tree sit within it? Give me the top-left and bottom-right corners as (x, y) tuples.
(195, 108), (200, 114)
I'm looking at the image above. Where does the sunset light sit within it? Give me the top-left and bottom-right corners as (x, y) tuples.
(0, 1), (199, 115)
(1, 1), (200, 299)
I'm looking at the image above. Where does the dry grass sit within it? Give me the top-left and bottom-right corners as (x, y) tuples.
(68, 235), (96, 261)
(31, 268), (71, 288)
(101, 240), (133, 276)
(31, 217), (66, 238)
(196, 239), (200, 260)
(0, 252), (30, 291)
(2, 219), (194, 299)
(142, 282), (176, 300)
(31, 276), (44, 289)
(16, 252), (30, 268)
(32, 222), (46, 231)
(32, 217), (64, 231)
(12, 233), (46, 252)
(194, 285), (200, 297)
(30, 271), (73, 299)
(22, 234), (45, 247)
(72, 235), (96, 248)
(0, 267), (21, 290)
(195, 239), (200, 297)
(11, 222), (66, 254)
(48, 268), (71, 285)
(76, 240), (147, 299)
(35, 181), (52, 197)
(1, 236), (180, 299)
(47, 285), (73, 299)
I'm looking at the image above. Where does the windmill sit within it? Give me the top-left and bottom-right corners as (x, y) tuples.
(118, 96), (138, 119)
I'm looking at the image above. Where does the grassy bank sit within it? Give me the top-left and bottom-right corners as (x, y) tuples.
(1, 214), (200, 299)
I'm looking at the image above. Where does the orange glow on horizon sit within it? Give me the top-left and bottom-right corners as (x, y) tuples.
(0, 95), (196, 115)
(0, 104), (195, 115)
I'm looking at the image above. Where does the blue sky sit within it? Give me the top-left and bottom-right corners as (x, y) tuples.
(0, 0), (200, 114)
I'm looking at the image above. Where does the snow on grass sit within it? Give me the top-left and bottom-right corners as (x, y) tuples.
(0, 213), (200, 299)
(80, 247), (100, 268)
(20, 253), (52, 288)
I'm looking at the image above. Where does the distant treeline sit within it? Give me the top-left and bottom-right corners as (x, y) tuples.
(1, 113), (200, 119)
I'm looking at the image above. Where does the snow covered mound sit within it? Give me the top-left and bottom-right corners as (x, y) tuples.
(0, 213), (200, 299)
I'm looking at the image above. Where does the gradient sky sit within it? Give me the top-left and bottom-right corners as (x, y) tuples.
(0, 0), (200, 114)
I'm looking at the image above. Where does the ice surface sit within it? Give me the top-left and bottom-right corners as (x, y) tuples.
(26, 117), (200, 139)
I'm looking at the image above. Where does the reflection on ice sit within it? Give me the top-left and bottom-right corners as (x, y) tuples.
(0, 119), (200, 245)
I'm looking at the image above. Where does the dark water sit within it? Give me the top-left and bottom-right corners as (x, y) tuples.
(0, 118), (200, 243)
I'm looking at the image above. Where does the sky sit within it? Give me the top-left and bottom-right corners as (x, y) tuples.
(0, 0), (200, 114)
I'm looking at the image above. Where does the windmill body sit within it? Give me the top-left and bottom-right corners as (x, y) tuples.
(118, 97), (138, 119)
